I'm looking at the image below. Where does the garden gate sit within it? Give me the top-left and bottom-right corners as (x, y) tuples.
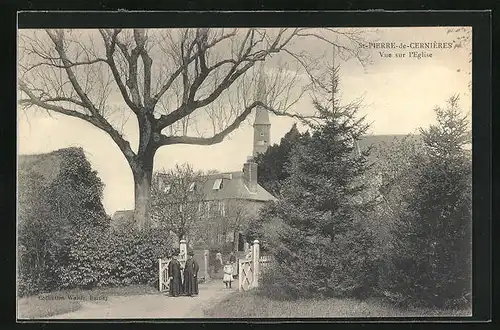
(158, 257), (171, 292)
(238, 240), (273, 291)
(158, 239), (210, 293)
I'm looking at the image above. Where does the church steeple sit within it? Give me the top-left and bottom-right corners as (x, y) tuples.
(253, 63), (271, 157)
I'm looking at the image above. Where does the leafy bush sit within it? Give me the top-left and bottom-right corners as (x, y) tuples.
(257, 264), (302, 301)
(17, 148), (109, 296)
(17, 148), (174, 295)
(57, 226), (173, 289)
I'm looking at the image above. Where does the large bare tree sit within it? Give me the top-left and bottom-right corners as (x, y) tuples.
(18, 28), (371, 228)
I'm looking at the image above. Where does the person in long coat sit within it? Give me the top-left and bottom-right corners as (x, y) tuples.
(168, 252), (182, 297)
(183, 251), (199, 296)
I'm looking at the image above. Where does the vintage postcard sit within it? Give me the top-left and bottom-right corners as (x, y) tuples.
(17, 18), (475, 320)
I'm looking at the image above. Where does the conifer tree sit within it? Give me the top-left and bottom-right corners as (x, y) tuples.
(259, 66), (379, 299)
(386, 95), (472, 308)
(254, 123), (310, 197)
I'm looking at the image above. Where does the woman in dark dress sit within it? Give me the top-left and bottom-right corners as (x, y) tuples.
(183, 251), (199, 297)
(168, 253), (182, 297)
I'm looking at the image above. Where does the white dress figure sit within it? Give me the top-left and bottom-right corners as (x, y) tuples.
(223, 261), (234, 288)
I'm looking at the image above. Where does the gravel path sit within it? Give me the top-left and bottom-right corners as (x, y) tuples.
(45, 281), (236, 319)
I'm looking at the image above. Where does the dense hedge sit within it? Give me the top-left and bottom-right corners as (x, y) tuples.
(57, 226), (173, 290)
(17, 148), (173, 296)
(19, 226), (173, 296)
(18, 148), (110, 296)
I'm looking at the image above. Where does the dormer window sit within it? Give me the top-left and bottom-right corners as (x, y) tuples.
(213, 178), (223, 190)
(189, 182), (196, 192)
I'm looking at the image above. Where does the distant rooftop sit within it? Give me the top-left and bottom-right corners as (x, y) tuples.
(158, 171), (277, 203)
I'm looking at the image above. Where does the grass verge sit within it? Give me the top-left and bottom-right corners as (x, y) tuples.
(203, 291), (472, 318)
(18, 284), (160, 319)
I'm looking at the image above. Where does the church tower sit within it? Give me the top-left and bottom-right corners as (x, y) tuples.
(253, 64), (271, 158)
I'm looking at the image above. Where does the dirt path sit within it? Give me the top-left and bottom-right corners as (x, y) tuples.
(45, 281), (236, 319)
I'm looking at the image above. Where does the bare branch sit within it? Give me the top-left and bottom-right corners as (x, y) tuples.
(152, 29), (238, 106)
(99, 29), (141, 114)
(45, 30), (101, 117)
(159, 100), (320, 146)
(19, 80), (136, 161)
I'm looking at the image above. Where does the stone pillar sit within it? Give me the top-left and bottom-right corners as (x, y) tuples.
(179, 239), (187, 260)
(252, 240), (260, 289)
(179, 239), (187, 272)
(204, 249), (210, 281)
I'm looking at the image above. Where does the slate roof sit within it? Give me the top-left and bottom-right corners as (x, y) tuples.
(354, 134), (422, 162)
(157, 170), (277, 203)
(357, 134), (420, 151)
(200, 171), (277, 202)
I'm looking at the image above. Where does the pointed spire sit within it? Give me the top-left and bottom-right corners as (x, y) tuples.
(253, 62), (270, 126)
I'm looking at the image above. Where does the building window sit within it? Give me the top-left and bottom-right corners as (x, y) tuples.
(260, 132), (264, 136)
(213, 178), (223, 190)
(219, 201), (226, 217)
(189, 182), (196, 192)
(164, 184), (171, 193)
(206, 201), (211, 215)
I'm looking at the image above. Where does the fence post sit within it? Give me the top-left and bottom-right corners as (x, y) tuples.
(252, 240), (260, 289)
(158, 258), (162, 292)
(204, 249), (210, 281)
(238, 259), (243, 292)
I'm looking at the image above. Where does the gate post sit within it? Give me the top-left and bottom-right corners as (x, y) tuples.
(204, 249), (210, 281)
(158, 258), (162, 292)
(252, 240), (260, 289)
(179, 239), (187, 261)
(238, 259), (243, 291)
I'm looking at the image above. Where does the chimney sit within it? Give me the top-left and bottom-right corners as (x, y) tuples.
(243, 159), (258, 193)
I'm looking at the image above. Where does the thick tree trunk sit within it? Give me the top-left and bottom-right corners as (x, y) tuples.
(131, 153), (154, 230)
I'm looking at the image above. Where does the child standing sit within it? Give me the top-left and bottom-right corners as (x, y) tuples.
(223, 261), (234, 289)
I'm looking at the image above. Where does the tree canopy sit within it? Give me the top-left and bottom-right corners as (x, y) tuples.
(381, 95), (472, 308)
(254, 123), (310, 197)
(18, 28), (373, 228)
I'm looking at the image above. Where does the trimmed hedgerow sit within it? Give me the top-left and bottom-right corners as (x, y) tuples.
(56, 226), (173, 290)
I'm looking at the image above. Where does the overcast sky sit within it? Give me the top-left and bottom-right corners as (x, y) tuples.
(17, 27), (472, 215)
